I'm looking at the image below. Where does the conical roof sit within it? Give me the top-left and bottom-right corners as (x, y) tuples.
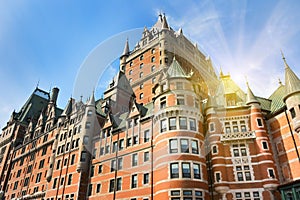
(88, 91), (95, 106)
(121, 39), (129, 57)
(246, 82), (260, 105)
(282, 53), (300, 100)
(167, 57), (188, 78)
(161, 14), (169, 29)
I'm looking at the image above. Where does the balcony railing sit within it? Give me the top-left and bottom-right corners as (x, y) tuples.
(220, 131), (256, 142)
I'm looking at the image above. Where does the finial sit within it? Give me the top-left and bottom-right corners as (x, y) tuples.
(80, 95), (83, 102)
(219, 67), (223, 76)
(280, 49), (285, 60)
(245, 75), (249, 86)
(278, 78), (282, 85)
(36, 79), (40, 89)
(281, 49), (289, 68)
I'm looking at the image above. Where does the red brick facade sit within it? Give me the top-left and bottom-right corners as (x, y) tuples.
(0, 14), (299, 200)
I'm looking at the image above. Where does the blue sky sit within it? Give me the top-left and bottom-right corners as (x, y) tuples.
(1, 0), (300, 128)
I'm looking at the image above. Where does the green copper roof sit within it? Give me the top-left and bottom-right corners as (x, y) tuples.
(167, 57), (188, 78)
(269, 84), (286, 114)
(284, 60), (300, 99)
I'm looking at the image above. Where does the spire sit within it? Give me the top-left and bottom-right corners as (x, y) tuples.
(178, 27), (183, 35)
(161, 13), (169, 29)
(282, 52), (300, 99)
(121, 38), (129, 57)
(246, 81), (260, 105)
(88, 91), (95, 106)
(61, 98), (73, 116)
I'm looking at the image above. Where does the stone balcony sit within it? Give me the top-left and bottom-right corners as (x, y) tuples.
(220, 131), (256, 142)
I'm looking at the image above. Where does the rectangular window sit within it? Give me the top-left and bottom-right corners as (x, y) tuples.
(118, 157), (123, 170)
(112, 141), (118, 153)
(35, 172), (42, 183)
(170, 163), (179, 178)
(127, 138), (132, 146)
(262, 141), (268, 150)
(98, 165), (102, 173)
(215, 172), (221, 182)
(68, 174), (72, 185)
(179, 117), (187, 129)
(144, 152), (149, 162)
(24, 177), (29, 186)
(88, 184), (92, 196)
(268, 168), (275, 178)
(105, 145), (110, 154)
(143, 173), (149, 184)
(177, 95), (185, 105)
(144, 130), (150, 143)
(290, 107), (296, 118)
(191, 140), (199, 154)
(161, 119), (167, 132)
(193, 163), (201, 179)
(119, 139), (124, 150)
(96, 183), (101, 193)
(53, 178), (57, 189)
(209, 123), (215, 132)
(169, 117), (177, 130)
(170, 139), (178, 153)
(116, 177), (122, 191)
(71, 154), (75, 165)
(27, 165), (32, 173)
(133, 135), (138, 145)
(180, 139), (189, 153)
(111, 160), (116, 172)
(131, 174), (137, 188)
(257, 118), (263, 127)
(80, 151), (87, 162)
(132, 153), (138, 167)
(109, 179), (115, 192)
(189, 118), (196, 131)
(160, 97), (166, 109)
(182, 163), (191, 178)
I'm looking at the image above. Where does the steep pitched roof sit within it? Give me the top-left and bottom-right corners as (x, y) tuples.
(17, 88), (50, 124)
(121, 39), (129, 57)
(246, 82), (260, 105)
(167, 57), (188, 78)
(269, 84), (286, 114)
(283, 56), (300, 100)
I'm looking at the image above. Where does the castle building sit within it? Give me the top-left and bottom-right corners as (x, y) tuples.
(0, 14), (299, 200)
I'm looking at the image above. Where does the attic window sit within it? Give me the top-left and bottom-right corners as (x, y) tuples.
(130, 61), (133, 67)
(290, 107), (296, 119)
(140, 55), (144, 61)
(140, 63), (143, 69)
(151, 49), (155, 54)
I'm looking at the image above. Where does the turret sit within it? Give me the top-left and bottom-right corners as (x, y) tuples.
(282, 52), (300, 132)
(77, 92), (100, 172)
